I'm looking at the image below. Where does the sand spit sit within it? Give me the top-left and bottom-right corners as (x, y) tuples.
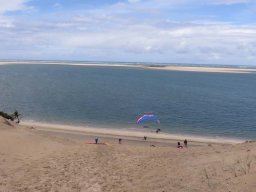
(1, 118), (255, 192)
(145, 65), (256, 73)
(1, 60), (256, 73)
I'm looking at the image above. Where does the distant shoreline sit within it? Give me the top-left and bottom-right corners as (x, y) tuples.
(144, 65), (256, 73)
(1, 60), (256, 73)
(21, 121), (245, 144)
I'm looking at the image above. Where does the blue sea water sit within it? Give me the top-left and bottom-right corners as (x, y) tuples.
(0, 64), (256, 140)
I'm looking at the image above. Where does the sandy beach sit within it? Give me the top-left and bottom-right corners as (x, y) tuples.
(21, 121), (244, 144)
(1, 117), (255, 192)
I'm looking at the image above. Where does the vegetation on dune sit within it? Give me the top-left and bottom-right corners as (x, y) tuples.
(0, 110), (21, 123)
(0, 111), (14, 121)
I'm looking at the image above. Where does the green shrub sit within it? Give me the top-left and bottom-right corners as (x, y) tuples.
(0, 111), (14, 121)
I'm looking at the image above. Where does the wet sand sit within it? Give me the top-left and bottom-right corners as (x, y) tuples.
(21, 121), (244, 144)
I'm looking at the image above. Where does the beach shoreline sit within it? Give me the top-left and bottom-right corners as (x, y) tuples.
(1, 117), (256, 192)
(21, 121), (245, 144)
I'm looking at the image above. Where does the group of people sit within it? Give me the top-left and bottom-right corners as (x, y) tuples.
(94, 137), (188, 148)
(94, 128), (161, 144)
(177, 139), (188, 148)
(94, 137), (123, 144)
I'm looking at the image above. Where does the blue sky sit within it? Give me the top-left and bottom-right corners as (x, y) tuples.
(0, 0), (256, 65)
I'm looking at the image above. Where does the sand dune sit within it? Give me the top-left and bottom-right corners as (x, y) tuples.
(0, 117), (255, 192)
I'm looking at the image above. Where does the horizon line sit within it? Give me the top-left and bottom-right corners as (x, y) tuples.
(0, 59), (255, 68)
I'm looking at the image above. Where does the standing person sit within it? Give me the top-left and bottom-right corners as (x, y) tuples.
(144, 136), (147, 141)
(177, 142), (183, 148)
(118, 138), (122, 144)
(95, 137), (99, 144)
(184, 139), (188, 148)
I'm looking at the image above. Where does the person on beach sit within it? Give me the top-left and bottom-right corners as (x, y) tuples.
(156, 128), (161, 133)
(144, 136), (147, 141)
(184, 139), (188, 147)
(95, 137), (99, 144)
(118, 138), (122, 144)
(177, 142), (183, 149)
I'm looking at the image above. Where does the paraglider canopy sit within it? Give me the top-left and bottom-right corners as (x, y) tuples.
(136, 114), (159, 124)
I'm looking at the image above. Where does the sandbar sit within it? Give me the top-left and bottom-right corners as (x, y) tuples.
(145, 65), (256, 73)
(1, 60), (256, 74)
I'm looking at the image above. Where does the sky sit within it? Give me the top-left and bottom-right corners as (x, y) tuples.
(0, 0), (256, 65)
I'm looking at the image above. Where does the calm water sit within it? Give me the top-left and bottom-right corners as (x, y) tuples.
(0, 64), (256, 140)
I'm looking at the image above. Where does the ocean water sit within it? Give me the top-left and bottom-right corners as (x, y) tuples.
(0, 64), (256, 140)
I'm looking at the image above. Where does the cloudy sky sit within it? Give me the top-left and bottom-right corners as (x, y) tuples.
(0, 0), (256, 65)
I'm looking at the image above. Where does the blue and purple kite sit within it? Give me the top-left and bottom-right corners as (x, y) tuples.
(136, 114), (160, 124)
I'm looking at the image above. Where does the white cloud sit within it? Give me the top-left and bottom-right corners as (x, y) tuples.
(124, 0), (252, 7)
(0, 0), (29, 14)
(1, 9), (256, 63)
(128, 0), (141, 3)
(5, 18), (253, 64)
(53, 2), (61, 8)
(0, 0), (256, 65)
(211, 0), (251, 5)
(0, 17), (14, 27)
(0, 0), (30, 28)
